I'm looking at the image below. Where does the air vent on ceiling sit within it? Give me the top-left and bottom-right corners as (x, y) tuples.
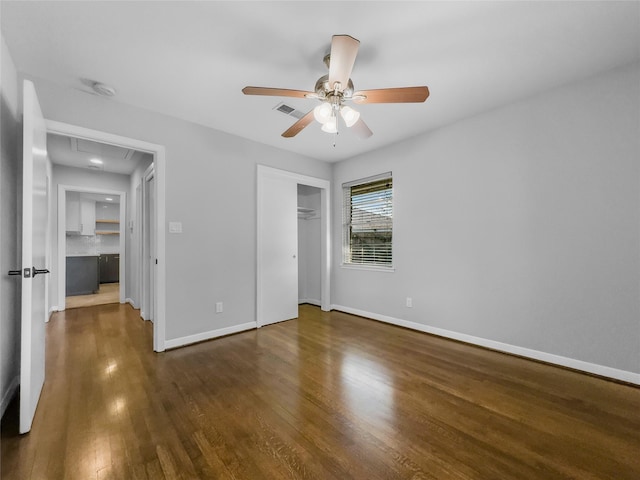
(70, 137), (135, 160)
(276, 104), (295, 115)
(273, 102), (305, 120)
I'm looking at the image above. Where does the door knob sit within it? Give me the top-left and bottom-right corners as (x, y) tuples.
(7, 270), (21, 276)
(32, 267), (50, 277)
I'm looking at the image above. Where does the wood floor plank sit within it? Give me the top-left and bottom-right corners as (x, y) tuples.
(65, 282), (120, 309)
(2, 303), (639, 479)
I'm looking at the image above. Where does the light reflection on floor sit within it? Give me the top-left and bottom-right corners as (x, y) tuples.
(340, 350), (396, 424)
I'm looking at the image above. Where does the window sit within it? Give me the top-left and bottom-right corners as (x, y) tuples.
(343, 173), (393, 268)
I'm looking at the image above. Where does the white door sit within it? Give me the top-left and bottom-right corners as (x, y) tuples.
(148, 174), (156, 322)
(20, 80), (49, 434)
(142, 168), (155, 322)
(257, 168), (298, 326)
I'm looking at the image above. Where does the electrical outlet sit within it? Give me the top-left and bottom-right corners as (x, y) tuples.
(406, 297), (413, 308)
(215, 302), (223, 313)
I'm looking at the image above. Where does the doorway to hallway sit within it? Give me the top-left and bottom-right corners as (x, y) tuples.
(47, 120), (167, 352)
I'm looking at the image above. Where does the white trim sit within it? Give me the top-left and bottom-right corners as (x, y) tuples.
(342, 171), (392, 188)
(46, 120), (166, 352)
(0, 376), (19, 419)
(340, 263), (395, 273)
(256, 165), (331, 328)
(165, 322), (257, 350)
(47, 120), (159, 154)
(126, 298), (138, 309)
(330, 304), (640, 386)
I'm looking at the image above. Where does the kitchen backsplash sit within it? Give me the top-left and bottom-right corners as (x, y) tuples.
(66, 233), (119, 255)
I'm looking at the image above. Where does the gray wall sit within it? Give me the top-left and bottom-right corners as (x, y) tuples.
(0, 34), (20, 415)
(332, 62), (640, 374)
(31, 77), (332, 341)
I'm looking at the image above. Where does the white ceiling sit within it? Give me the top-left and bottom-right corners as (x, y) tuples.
(79, 192), (119, 205)
(47, 133), (151, 175)
(3, 1), (639, 163)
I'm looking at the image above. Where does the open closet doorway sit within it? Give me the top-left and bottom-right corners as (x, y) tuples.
(256, 165), (330, 327)
(297, 184), (322, 307)
(46, 120), (167, 352)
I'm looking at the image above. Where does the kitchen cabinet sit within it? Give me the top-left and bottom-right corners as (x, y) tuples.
(66, 255), (99, 296)
(99, 254), (120, 283)
(66, 193), (95, 235)
(65, 191), (81, 232)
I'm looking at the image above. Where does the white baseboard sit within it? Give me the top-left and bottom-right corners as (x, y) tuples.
(330, 304), (640, 385)
(298, 298), (321, 307)
(1, 376), (19, 419)
(125, 298), (139, 309)
(165, 321), (257, 350)
(47, 306), (58, 321)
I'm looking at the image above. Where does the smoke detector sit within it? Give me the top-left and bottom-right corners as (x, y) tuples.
(92, 82), (116, 97)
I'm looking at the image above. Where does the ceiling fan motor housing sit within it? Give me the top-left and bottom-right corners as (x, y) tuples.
(314, 74), (355, 100)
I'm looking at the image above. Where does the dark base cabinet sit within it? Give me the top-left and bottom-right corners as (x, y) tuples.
(66, 256), (99, 296)
(99, 254), (120, 284)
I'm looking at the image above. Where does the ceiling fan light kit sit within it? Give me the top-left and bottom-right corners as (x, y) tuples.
(340, 105), (360, 127)
(321, 116), (338, 134)
(242, 34), (429, 140)
(313, 102), (333, 124)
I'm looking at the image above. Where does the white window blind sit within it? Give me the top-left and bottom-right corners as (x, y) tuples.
(343, 173), (393, 267)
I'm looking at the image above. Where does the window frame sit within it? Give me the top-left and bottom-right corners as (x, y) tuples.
(341, 172), (394, 272)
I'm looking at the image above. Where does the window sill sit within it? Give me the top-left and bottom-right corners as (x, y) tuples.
(340, 263), (395, 273)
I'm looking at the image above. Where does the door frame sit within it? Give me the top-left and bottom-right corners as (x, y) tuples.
(46, 120), (167, 352)
(57, 185), (126, 307)
(256, 165), (331, 327)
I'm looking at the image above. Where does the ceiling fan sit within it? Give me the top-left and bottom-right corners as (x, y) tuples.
(242, 34), (429, 139)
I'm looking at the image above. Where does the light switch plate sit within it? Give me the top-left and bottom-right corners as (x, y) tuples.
(169, 222), (182, 234)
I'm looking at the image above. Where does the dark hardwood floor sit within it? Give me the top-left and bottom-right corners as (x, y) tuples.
(2, 304), (639, 479)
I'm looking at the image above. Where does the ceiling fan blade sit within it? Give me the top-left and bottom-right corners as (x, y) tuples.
(242, 87), (314, 98)
(351, 118), (373, 139)
(328, 35), (360, 92)
(352, 86), (430, 104)
(282, 110), (315, 138)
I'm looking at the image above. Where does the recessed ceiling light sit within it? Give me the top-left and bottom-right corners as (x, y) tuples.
(90, 158), (103, 165)
(105, 197), (113, 201)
